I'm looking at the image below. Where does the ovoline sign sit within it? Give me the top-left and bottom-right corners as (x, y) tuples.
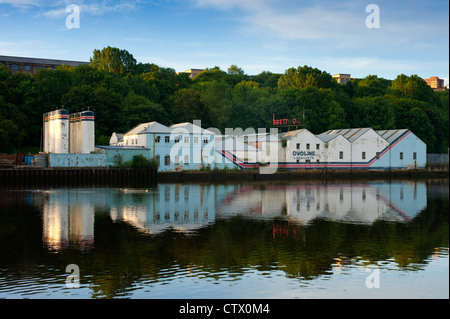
(292, 150), (315, 160)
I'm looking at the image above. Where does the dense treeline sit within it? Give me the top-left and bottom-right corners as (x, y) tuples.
(0, 46), (448, 153)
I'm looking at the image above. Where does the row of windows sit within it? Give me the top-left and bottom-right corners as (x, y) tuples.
(296, 143), (320, 150)
(125, 135), (210, 146)
(155, 154), (195, 166)
(7, 64), (54, 71)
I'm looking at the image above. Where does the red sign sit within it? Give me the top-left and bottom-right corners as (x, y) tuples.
(272, 118), (301, 126)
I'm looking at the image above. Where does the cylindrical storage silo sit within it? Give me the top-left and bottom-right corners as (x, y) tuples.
(80, 110), (95, 153)
(53, 109), (69, 153)
(75, 112), (82, 154)
(43, 112), (49, 153)
(69, 113), (75, 153)
(48, 111), (55, 153)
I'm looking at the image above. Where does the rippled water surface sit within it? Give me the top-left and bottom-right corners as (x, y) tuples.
(0, 179), (448, 299)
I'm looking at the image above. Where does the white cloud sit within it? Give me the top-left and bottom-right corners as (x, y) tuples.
(43, 0), (138, 18)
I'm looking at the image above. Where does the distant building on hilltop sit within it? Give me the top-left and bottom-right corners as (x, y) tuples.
(424, 76), (446, 91)
(0, 55), (88, 75)
(182, 68), (204, 79)
(332, 73), (351, 84)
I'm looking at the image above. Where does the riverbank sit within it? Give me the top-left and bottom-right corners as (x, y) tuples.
(158, 166), (449, 183)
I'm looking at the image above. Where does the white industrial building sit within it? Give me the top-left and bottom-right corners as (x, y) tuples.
(221, 127), (427, 170)
(106, 119), (427, 172)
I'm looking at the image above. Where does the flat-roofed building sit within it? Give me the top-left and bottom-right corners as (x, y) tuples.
(332, 73), (351, 84)
(424, 76), (446, 91)
(0, 55), (88, 75)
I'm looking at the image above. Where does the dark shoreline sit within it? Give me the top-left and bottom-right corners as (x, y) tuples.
(0, 166), (448, 187)
(158, 167), (449, 183)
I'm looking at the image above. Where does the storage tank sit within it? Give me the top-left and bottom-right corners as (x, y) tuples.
(80, 110), (95, 153)
(53, 109), (69, 153)
(48, 111), (55, 153)
(75, 112), (82, 153)
(69, 113), (76, 153)
(43, 112), (50, 153)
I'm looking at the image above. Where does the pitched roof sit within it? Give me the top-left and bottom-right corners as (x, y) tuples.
(376, 129), (409, 143)
(318, 128), (378, 143)
(280, 129), (307, 140)
(170, 122), (215, 135)
(125, 122), (172, 135)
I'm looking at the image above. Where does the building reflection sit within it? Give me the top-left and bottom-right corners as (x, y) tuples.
(37, 181), (427, 251)
(218, 182), (427, 225)
(41, 190), (94, 252)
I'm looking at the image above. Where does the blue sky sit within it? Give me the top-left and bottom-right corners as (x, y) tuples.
(0, 0), (448, 83)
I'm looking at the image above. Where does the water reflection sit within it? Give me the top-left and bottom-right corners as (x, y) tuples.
(36, 181), (428, 250)
(0, 179), (447, 299)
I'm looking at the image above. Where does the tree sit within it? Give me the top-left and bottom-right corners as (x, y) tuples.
(294, 87), (347, 133)
(353, 75), (391, 97)
(388, 74), (437, 106)
(90, 46), (137, 75)
(122, 92), (167, 130)
(278, 65), (337, 90)
(199, 80), (232, 131)
(169, 88), (206, 124)
(353, 96), (395, 130)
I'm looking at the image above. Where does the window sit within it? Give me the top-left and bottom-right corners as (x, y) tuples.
(362, 152), (366, 160)
(174, 136), (180, 143)
(296, 143), (300, 150)
(131, 139), (134, 145)
(184, 136), (189, 144)
(400, 152), (403, 160)
(175, 155), (179, 165)
(203, 137), (209, 144)
(413, 152), (417, 160)
(10, 64), (19, 70)
(339, 151), (343, 159)
(135, 139), (138, 145)
(155, 136), (160, 143)
(165, 136), (170, 143)
(24, 65), (32, 71)
(156, 155), (160, 166)
(194, 137), (199, 144)
(316, 144), (320, 150)
(376, 152), (380, 159)
(306, 143), (310, 150)
(164, 155), (170, 166)
(184, 154), (189, 165)
(306, 159), (311, 164)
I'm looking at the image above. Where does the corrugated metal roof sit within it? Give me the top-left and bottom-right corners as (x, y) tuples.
(316, 132), (342, 143)
(376, 129), (409, 143)
(318, 128), (374, 143)
(280, 129), (306, 140)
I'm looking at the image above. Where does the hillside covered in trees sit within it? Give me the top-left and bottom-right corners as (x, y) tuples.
(0, 46), (448, 154)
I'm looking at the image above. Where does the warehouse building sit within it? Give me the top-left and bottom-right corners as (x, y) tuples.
(222, 127), (426, 170)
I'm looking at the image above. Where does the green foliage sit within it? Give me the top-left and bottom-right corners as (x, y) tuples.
(0, 47), (448, 154)
(131, 155), (159, 170)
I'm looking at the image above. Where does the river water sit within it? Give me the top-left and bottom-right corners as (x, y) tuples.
(0, 179), (448, 299)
